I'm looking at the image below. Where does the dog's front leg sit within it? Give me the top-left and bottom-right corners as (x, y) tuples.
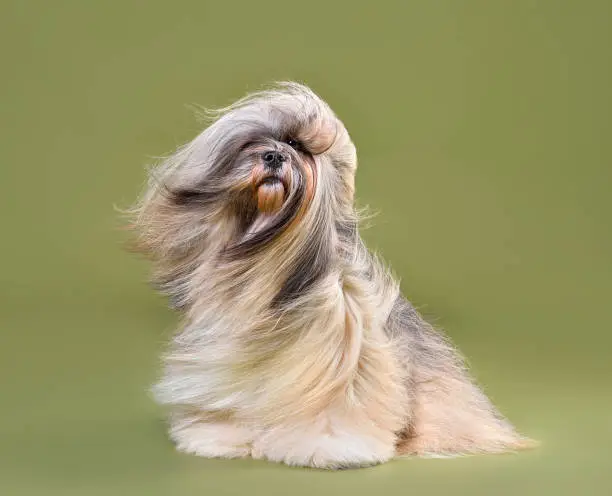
(168, 410), (254, 459)
(251, 411), (397, 469)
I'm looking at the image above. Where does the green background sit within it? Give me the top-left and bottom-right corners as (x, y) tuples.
(1, 1), (611, 494)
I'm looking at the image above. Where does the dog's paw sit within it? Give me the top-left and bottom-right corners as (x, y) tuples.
(252, 429), (394, 469)
(169, 421), (253, 459)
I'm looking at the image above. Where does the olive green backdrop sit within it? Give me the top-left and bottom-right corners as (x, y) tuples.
(1, 1), (611, 495)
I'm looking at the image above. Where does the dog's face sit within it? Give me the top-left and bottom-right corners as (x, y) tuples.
(132, 83), (358, 306)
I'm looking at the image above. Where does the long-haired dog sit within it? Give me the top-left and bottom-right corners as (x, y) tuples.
(130, 82), (532, 469)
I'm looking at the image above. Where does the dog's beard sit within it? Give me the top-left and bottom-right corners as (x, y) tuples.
(225, 155), (336, 310)
(228, 153), (316, 259)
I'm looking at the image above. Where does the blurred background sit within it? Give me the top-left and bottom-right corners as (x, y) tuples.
(1, 1), (611, 494)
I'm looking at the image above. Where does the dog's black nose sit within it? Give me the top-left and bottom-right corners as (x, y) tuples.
(262, 151), (285, 169)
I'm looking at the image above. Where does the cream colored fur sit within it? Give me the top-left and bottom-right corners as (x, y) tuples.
(129, 82), (533, 469)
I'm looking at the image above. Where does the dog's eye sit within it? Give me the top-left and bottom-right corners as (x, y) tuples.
(286, 138), (300, 150)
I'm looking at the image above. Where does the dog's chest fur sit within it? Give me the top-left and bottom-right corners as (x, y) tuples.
(153, 240), (410, 432)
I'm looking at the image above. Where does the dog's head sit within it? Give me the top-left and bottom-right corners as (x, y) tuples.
(131, 83), (358, 307)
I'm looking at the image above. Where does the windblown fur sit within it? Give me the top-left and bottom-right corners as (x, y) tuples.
(130, 82), (532, 468)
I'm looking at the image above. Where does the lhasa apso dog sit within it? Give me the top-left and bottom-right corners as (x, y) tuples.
(130, 82), (532, 469)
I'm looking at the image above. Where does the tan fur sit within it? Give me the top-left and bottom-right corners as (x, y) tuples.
(129, 82), (534, 469)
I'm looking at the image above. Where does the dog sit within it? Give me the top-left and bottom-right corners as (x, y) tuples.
(129, 82), (532, 469)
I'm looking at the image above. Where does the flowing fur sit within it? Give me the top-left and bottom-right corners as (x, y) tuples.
(130, 82), (533, 469)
